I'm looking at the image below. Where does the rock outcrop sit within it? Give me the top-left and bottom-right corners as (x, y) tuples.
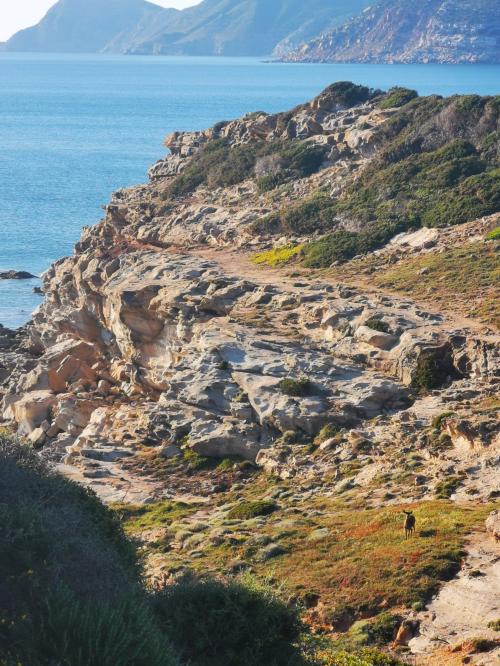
(0, 84), (498, 505)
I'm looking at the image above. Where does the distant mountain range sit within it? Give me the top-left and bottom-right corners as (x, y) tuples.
(1, 0), (373, 56)
(283, 0), (500, 64)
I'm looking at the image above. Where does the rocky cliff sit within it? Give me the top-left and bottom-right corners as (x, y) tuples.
(283, 0), (500, 64)
(1, 83), (499, 662)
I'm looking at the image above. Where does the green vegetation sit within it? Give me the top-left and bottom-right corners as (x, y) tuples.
(0, 435), (315, 666)
(228, 500), (278, 520)
(0, 435), (178, 666)
(435, 475), (465, 499)
(166, 136), (328, 199)
(153, 574), (303, 666)
(279, 376), (311, 397)
(364, 319), (390, 334)
(379, 87), (418, 110)
(321, 82), (374, 108)
(256, 142), (328, 193)
(412, 356), (451, 392)
(468, 637), (499, 652)
(373, 242), (500, 329)
(252, 244), (302, 267)
(111, 500), (195, 534)
(314, 423), (341, 445)
(486, 226), (500, 240)
(487, 619), (500, 631)
(252, 195), (336, 237)
(298, 95), (500, 265)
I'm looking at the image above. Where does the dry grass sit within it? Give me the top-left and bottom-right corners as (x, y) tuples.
(372, 243), (500, 328)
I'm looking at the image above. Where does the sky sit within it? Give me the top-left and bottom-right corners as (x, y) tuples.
(0, 0), (200, 41)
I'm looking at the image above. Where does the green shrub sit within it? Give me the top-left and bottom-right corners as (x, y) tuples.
(314, 423), (341, 445)
(469, 637), (498, 652)
(322, 82), (374, 108)
(0, 435), (179, 666)
(279, 377), (311, 397)
(487, 619), (500, 631)
(364, 319), (390, 333)
(435, 475), (465, 499)
(153, 574), (304, 666)
(379, 87), (418, 110)
(486, 226), (500, 240)
(228, 500), (278, 520)
(412, 356), (450, 392)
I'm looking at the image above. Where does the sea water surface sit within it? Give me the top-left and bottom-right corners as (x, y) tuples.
(0, 54), (499, 328)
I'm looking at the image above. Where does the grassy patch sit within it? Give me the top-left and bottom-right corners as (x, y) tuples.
(252, 244), (303, 267)
(486, 226), (500, 240)
(228, 500), (278, 521)
(373, 242), (500, 329)
(197, 500), (490, 626)
(111, 500), (196, 534)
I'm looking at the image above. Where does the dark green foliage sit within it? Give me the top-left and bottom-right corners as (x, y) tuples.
(1, 587), (176, 666)
(469, 637), (498, 652)
(257, 143), (328, 193)
(435, 475), (465, 499)
(412, 356), (451, 392)
(253, 195), (336, 236)
(166, 139), (260, 197)
(168, 137), (328, 198)
(364, 319), (390, 333)
(228, 500), (278, 520)
(298, 95), (500, 265)
(279, 376), (311, 397)
(323, 82), (374, 107)
(0, 435), (179, 666)
(379, 87), (418, 110)
(153, 574), (304, 666)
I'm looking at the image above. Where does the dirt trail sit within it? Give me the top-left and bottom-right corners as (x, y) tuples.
(410, 530), (500, 665)
(191, 246), (496, 337)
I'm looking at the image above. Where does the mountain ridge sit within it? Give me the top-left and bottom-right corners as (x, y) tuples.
(283, 0), (500, 64)
(2, 0), (374, 56)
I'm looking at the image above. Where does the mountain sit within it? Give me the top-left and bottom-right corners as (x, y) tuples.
(3, 0), (374, 56)
(4, 0), (163, 54)
(283, 0), (500, 64)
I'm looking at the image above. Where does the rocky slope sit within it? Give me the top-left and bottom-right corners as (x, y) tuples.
(283, 0), (500, 64)
(1, 83), (499, 663)
(3, 0), (373, 56)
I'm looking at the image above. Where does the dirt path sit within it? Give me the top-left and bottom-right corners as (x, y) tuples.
(410, 530), (500, 665)
(190, 246), (496, 338)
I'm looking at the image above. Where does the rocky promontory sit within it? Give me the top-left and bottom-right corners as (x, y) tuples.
(1, 83), (499, 663)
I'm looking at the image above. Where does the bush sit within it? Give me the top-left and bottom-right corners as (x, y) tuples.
(314, 423), (341, 445)
(435, 475), (465, 499)
(279, 377), (311, 397)
(486, 226), (500, 240)
(412, 356), (450, 392)
(253, 195), (337, 237)
(0, 435), (179, 666)
(379, 87), (418, 110)
(322, 82), (374, 108)
(364, 319), (390, 333)
(228, 500), (278, 520)
(153, 574), (304, 666)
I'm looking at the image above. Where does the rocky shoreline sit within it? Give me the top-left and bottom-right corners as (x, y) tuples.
(0, 83), (498, 664)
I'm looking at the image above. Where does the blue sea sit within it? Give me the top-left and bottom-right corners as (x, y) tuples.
(0, 54), (499, 328)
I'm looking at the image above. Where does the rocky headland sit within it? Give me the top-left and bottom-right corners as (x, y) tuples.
(1, 83), (499, 664)
(283, 0), (500, 65)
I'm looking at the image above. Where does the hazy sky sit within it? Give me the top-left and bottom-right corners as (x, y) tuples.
(0, 0), (200, 41)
